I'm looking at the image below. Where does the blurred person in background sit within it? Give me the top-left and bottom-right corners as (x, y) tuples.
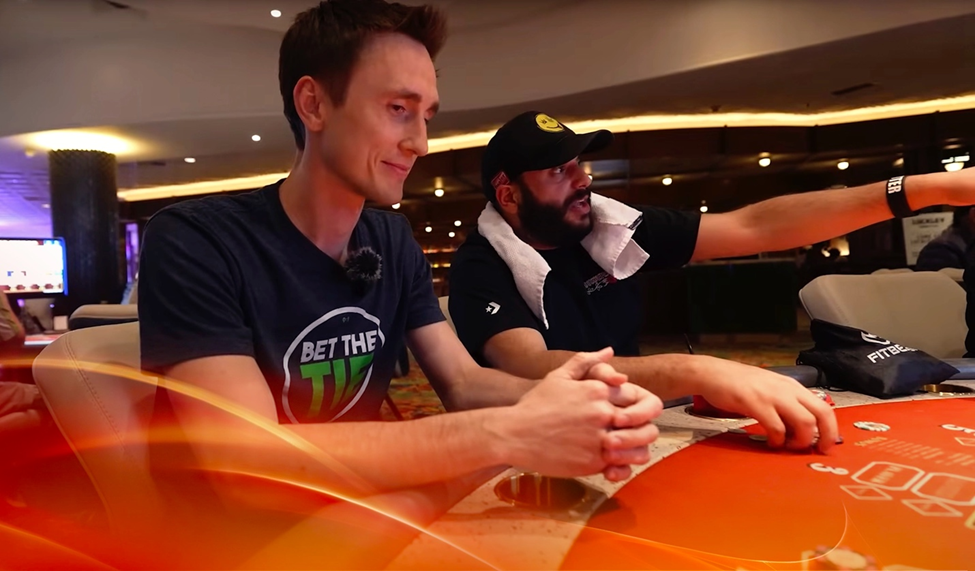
(915, 206), (975, 271)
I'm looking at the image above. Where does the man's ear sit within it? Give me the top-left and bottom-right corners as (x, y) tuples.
(495, 183), (521, 215)
(293, 76), (331, 139)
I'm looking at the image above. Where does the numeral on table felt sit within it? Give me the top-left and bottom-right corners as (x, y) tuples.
(808, 462), (849, 475)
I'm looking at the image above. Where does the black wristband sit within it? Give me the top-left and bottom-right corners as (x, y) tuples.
(886, 176), (916, 218)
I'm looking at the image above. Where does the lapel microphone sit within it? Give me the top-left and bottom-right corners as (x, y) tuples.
(344, 247), (382, 295)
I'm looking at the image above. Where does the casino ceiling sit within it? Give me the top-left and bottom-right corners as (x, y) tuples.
(2, 0), (975, 233)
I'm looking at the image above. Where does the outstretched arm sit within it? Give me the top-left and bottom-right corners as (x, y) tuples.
(691, 170), (962, 261)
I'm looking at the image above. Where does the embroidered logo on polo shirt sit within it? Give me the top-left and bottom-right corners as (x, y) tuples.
(281, 307), (385, 423)
(584, 271), (617, 295)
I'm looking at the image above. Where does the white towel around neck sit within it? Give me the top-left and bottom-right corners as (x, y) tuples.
(476, 193), (649, 328)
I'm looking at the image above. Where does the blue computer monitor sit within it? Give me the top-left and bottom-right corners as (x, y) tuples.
(0, 237), (68, 299)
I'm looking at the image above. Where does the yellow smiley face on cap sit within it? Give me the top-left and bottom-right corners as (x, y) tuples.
(535, 113), (564, 133)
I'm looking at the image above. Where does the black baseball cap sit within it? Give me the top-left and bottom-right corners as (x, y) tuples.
(481, 111), (613, 201)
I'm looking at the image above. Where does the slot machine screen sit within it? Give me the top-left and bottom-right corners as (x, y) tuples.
(0, 238), (67, 298)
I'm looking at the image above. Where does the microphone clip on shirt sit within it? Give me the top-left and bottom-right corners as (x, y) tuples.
(344, 247), (382, 295)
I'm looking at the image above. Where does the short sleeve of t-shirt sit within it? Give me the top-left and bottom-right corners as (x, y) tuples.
(632, 206), (702, 271)
(402, 217), (447, 331)
(138, 208), (254, 373)
(448, 240), (541, 361)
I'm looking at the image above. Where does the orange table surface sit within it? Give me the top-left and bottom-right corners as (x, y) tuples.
(563, 398), (975, 570)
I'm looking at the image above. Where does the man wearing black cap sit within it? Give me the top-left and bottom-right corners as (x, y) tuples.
(450, 110), (975, 451)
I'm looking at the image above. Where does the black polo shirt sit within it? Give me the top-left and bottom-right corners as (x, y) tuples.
(448, 206), (700, 365)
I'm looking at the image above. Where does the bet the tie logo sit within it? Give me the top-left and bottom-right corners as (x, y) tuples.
(282, 308), (386, 423)
(299, 343), (375, 418)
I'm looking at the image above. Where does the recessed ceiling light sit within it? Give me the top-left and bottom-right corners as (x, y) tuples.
(434, 188), (444, 197)
(893, 157), (904, 167)
(943, 154), (969, 171)
(837, 160), (849, 170)
(184, 157), (196, 164)
(391, 203), (401, 210)
(270, 9), (282, 18)
(758, 157), (771, 167)
(251, 134), (261, 142)
(454, 220), (461, 227)
(700, 205), (708, 213)
(662, 176), (673, 186)
(424, 226), (432, 233)
(448, 231), (456, 238)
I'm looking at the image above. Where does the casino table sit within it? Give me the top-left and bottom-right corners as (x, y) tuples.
(387, 382), (975, 570)
(6, 370), (974, 569)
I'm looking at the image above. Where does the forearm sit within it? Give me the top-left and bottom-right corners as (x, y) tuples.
(289, 409), (512, 492)
(180, 403), (513, 497)
(407, 322), (537, 412)
(444, 364), (536, 411)
(161, 352), (522, 506)
(712, 172), (951, 257)
(499, 349), (726, 401)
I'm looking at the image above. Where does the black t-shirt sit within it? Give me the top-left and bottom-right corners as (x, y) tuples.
(448, 206), (700, 364)
(139, 181), (444, 424)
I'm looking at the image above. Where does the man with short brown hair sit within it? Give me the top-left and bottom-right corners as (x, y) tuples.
(139, 0), (660, 499)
